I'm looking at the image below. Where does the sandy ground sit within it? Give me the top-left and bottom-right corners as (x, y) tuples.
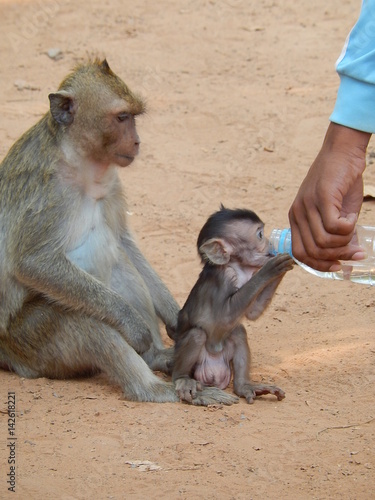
(0, 0), (375, 498)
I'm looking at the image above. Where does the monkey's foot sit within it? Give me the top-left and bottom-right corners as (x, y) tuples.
(175, 377), (203, 403)
(191, 386), (239, 406)
(125, 381), (180, 403)
(236, 383), (285, 404)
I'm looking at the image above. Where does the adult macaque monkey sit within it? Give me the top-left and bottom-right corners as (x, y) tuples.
(173, 207), (294, 404)
(0, 59), (237, 406)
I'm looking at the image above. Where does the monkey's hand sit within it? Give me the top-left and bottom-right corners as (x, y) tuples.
(142, 346), (174, 374)
(235, 382), (285, 404)
(244, 254), (294, 321)
(118, 305), (153, 354)
(175, 377), (203, 403)
(260, 253), (294, 279)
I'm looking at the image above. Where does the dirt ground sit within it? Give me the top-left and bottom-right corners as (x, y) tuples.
(0, 0), (375, 498)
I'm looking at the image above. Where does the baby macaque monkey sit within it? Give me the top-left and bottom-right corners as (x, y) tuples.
(172, 206), (294, 404)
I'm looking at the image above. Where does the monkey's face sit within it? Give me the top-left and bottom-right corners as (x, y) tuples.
(50, 61), (145, 169)
(227, 220), (271, 269)
(100, 110), (141, 168)
(64, 107), (141, 169)
(84, 87), (144, 168)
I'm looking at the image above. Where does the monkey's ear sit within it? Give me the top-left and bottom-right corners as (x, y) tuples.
(100, 59), (111, 73)
(199, 238), (232, 265)
(48, 91), (75, 125)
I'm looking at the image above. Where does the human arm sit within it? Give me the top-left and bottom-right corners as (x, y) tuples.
(288, 1), (375, 271)
(289, 122), (370, 271)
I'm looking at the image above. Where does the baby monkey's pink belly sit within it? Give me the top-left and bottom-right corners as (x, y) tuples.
(194, 351), (232, 390)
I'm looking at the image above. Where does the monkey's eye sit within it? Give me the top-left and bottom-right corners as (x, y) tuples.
(256, 228), (264, 240)
(117, 113), (131, 122)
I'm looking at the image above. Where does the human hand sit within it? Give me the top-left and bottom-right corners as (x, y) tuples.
(289, 122), (371, 271)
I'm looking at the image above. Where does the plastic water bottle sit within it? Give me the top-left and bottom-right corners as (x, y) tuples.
(269, 226), (375, 285)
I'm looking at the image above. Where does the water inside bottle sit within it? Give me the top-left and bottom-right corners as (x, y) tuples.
(329, 225), (375, 284)
(335, 261), (375, 285)
(297, 260), (375, 285)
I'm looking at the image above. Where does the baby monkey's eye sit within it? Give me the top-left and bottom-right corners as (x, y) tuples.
(117, 113), (131, 122)
(256, 228), (264, 240)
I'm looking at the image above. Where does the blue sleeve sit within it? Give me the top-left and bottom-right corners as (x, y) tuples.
(330, 0), (375, 133)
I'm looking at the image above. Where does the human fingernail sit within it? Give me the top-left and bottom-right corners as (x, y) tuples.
(328, 263), (342, 272)
(351, 251), (367, 261)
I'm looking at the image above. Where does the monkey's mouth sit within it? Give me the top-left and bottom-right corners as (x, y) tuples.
(116, 154), (135, 165)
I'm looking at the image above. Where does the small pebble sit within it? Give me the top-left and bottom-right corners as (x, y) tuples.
(47, 48), (63, 60)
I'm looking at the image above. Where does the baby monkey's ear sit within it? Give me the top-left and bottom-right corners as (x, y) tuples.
(199, 238), (233, 265)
